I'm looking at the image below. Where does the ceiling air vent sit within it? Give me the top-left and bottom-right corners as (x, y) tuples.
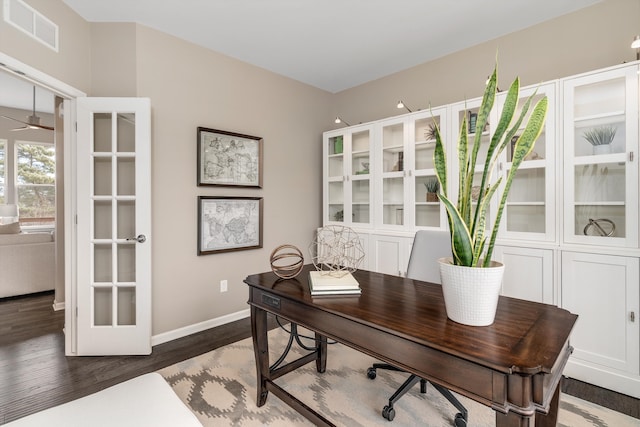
(3, 0), (58, 52)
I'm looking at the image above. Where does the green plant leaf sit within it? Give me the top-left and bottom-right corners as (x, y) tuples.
(484, 95), (548, 266)
(438, 194), (473, 266)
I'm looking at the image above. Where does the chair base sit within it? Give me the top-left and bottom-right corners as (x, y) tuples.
(367, 363), (468, 426)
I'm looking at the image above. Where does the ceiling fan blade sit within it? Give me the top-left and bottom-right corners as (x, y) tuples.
(1, 114), (54, 131)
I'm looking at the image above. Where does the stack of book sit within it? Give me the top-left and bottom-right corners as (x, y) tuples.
(308, 271), (361, 296)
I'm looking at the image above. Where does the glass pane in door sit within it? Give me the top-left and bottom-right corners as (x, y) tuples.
(415, 175), (440, 227)
(117, 287), (136, 326)
(383, 177), (404, 225)
(117, 113), (136, 152)
(328, 181), (344, 223)
(506, 167), (545, 233)
(414, 116), (439, 171)
(574, 162), (625, 238)
(93, 113), (112, 152)
(94, 287), (112, 326)
(352, 178), (369, 224)
(382, 123), (404, 173)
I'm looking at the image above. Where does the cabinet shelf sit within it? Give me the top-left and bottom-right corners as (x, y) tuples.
(506, 159), (546, 169)
(415, 140), (436, 147)
(574, 111), (625, 124)
(352, 150), (370, 157)
(573, 153), (626, 165)
(382, 145), (403, 153)
(506, 201), (546, 207)
(574, 201), (625, 206)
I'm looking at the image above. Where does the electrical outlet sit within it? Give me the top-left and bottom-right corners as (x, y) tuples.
(220, 279), (228, 292)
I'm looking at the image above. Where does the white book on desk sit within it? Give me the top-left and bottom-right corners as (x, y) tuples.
(308, 271), (361, 295)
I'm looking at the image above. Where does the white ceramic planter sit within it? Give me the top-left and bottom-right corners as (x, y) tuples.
(593, 144), (612, 155)
(438, 257), (505, 326)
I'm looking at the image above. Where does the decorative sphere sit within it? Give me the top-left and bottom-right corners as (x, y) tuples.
(270, 244), (304, 279)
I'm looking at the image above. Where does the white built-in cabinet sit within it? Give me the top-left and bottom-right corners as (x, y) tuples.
(322, 61), (640, 398)
(559, 64), (640, 398)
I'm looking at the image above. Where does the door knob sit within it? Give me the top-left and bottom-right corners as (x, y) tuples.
(127, 234), (146, 243)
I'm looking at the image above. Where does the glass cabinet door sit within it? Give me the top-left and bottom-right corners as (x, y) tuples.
(350, 129), (371, 225)
(326, 133), (345, 224)
(563, 65), (639, 247)
(411, 108), (447, 229)
(324, 126), (373, 227)
(498, 82), (556, 241)
(379, 118), (407, 227)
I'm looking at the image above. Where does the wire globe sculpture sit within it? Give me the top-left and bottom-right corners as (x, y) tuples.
(270, 244), (304, 279)
(309, 225), (364, 278)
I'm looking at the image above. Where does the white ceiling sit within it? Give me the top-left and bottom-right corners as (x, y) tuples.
(61, 0), (602, 93)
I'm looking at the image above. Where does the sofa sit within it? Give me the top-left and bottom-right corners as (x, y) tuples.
(0, 231), (55, 298)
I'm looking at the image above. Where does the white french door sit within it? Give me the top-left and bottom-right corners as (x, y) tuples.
(75, 97), (152, 355)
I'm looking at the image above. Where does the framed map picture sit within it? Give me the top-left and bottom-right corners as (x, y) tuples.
(197, 127), (263, 187)
(198, 196), (263, 255)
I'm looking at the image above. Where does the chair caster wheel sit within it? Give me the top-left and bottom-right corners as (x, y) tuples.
(382, 405), (395, 421)
(367, 367), (377, 379)
(454, 413), (467, 427)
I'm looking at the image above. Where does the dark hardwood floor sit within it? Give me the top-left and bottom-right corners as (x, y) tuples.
(0, 291), (638, 424)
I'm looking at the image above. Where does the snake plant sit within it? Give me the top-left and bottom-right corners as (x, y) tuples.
(434, 64), (548, 267)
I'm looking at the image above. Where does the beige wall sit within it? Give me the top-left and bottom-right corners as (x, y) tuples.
(330, 0), (640, 127)
(0, 0), (91, 93)
(132, 26), (331, 333)
(1, 0), (639, 338)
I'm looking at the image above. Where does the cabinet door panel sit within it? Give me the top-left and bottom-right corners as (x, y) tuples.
(562, 252), (639, 374)
(370, 235), (409, 277)
(494, 246), (554, 304)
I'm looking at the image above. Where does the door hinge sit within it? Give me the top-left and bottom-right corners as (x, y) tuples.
(76, 306), (78, 317)
(75, 121), (77, 132)
(631, 311), (636, 322)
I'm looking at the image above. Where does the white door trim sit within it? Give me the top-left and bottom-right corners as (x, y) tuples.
(0, 52), (86, 355)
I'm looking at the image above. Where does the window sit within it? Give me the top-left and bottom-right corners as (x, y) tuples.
(15, 141), (55, 226)
(3, 0), (59, 52)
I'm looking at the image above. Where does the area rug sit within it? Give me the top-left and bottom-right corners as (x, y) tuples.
(158, 326), (639, 427)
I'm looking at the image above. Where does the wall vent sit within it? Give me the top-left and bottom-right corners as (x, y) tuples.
(3, 0), (58, 52)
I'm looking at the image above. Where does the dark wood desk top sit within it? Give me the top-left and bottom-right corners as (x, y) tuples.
(244, 264), (578, 377)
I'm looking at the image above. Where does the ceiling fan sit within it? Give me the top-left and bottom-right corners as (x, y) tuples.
(1, 86), (54, 131)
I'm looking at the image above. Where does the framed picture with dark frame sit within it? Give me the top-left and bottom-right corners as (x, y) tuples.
(197, 196), (263, 255)
(197, 127), (263, 187)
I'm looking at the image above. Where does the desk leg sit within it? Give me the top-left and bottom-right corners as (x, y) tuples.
(535, 383), (561, 427)
(495, 383), (561, 427)
(315, 332), (327, 373)
(251, 305), (269, 406)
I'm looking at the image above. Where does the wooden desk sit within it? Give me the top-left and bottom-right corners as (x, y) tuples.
(245, 265), (577, 426)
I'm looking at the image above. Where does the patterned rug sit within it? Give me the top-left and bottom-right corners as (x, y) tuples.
(158, 326), (639, 427)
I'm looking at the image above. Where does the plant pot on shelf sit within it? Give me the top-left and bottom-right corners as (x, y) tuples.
(438, 257), (505, 326)
(426, 192), (439, 202)
(593, 144), (612, 155)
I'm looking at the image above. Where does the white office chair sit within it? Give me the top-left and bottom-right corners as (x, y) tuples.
(367, 229), (468, 426)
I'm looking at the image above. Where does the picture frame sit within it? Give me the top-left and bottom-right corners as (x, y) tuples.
(198, 196), (263, 255)
(197, 127), (263, 187)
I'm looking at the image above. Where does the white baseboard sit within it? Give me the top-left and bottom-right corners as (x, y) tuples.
(52, 300), (65, 311)
(151, 308), (250, 347)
